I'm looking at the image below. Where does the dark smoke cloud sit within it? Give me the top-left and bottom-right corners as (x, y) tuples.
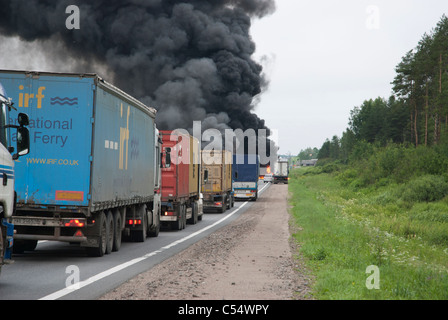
(0, 0), (275, 136)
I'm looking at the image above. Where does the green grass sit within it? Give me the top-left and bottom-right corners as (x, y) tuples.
(289, 168), (448, 300)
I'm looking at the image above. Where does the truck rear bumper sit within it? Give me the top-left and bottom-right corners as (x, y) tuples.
(10, 216), (88, 243)
(160, 216), (178, 222)
(203, 203), (224, 212)
(273, 176), (289, 184)
(13, 234), (87, 243)
(234, 190), (257, 199)
(203, 204), (221, 209)
(161, 202), (179, 222)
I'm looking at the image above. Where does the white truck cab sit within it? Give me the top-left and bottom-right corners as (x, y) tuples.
(0, 84), (30, 273)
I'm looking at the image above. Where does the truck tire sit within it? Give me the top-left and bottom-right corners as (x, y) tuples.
(105, 211), (114, 255)
(188, 202), (198, 225)
(221, 195), (226, 213)
(172, 204), (187, 230)
(148, 211), (160, 237)
(251, 191), (258, 201)
(181, 204), (187, 230)
(193, 202), (198, 224)
(132, 206), (147, 242)
(172, 206), (182, 231)
(86, 211), (107, 257)
(112, 209), (122, 252)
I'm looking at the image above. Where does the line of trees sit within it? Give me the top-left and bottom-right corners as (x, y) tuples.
(297, 147), (319, 161)
(318, 15), (448, 161)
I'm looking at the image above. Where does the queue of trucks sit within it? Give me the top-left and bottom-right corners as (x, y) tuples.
(0, 70), (268, 275)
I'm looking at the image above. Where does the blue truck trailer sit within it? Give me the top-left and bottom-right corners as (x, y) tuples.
(232, 154), (260, 201)
(0, 70), (165, 257)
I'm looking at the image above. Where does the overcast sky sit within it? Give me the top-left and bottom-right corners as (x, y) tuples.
(1, 1), (447, 157)
(251, 0), (448, 156)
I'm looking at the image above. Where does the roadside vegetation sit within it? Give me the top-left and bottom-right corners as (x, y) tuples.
(289, 15), (448, 299)
(289, 164), (448, 300)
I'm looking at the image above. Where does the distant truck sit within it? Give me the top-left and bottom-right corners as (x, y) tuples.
(259, 165), (268, 181)
(232, 154), (260, 201)
(273, 159), (289, 184)
(0, 83), (30, 275)
(201, 150), (234, 213)
(0, 70), (167, 257)
(160, 130), (203, 230)
(259, 165), (272, 183)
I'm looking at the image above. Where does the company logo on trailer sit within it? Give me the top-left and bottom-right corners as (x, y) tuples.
(16, 85), (78, 109)
(119, 104), (130, 171)
(17, 85), (46, 109)
(50, 97), (78, 106)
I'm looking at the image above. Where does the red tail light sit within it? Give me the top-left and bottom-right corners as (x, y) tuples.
(64, 219), (85, 227)
(128, 219), (142, 225)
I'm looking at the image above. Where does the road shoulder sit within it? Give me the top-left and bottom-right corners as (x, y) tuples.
(100, 184), (312, 300)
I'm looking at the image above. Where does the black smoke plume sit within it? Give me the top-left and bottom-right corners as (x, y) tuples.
(0, 0), (275, 137)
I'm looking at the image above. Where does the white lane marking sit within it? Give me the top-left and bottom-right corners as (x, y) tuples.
(39, 183), (270, 300)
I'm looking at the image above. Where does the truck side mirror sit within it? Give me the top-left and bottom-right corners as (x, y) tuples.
(160, 151), (163, 169)
(13, 127), (30, 160)
(165, 147), (171, 168)
(18, 113), (29, 127)
(203, 170), (208, 183)
(234, 171), (238, 179)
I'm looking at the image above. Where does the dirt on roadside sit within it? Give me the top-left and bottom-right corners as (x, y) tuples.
(100, 184), (313, 300)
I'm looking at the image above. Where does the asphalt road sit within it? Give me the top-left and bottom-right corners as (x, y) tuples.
(0, 183), (271, 300)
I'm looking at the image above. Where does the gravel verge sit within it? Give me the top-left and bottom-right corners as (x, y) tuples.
(100, 184), (312, 300)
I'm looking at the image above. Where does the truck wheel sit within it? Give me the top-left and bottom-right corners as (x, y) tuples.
(112, 209), (122, 252)
(251, 192), (258, 201)
(193, 202), (198, 224)
(86, 211), (107, 257)
(105, 211), (114, 255)
(221, 196), (226, 213)
(188, 203), (197, 225)
(148, 210), (160, 238)
(181, 204), (187, 230)
(132, 206), (147, 242)
(173, 206), (182, 231)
